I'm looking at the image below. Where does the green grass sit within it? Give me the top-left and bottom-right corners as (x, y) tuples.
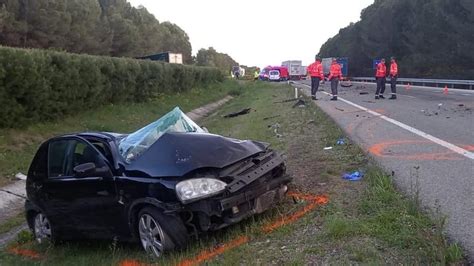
(0, 81), (466, 265)
(0, 213), (25, 235)
(0, 80), (235, 186)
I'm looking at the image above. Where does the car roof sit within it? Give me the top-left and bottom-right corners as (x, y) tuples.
(50, 132), (120, 142)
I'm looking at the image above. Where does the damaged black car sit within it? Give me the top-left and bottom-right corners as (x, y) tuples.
(25, 107), (291, 258)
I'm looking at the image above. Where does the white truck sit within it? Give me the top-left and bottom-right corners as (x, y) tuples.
(231, 66), (245, 79)
(281, 60), (305, 80)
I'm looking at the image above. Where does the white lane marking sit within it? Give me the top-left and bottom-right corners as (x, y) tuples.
(352, 81), (474, 94)
(299, 83), (474, 160)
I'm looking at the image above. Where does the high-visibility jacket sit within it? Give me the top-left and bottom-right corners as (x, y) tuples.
(328, 63), (342, 80)
(307, 61), (324, 79)
(376, 62), (387, 78)
(390, 62), (398, 77)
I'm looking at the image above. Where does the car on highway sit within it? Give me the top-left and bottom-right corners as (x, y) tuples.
(268, 70), (281, 81)
(24, 107), (291, 258)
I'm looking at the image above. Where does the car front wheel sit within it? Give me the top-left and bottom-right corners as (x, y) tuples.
(33, 212), (52, 244)
(138, 207), (182, 258)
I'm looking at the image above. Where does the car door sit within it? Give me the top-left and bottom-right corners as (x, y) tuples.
(41, 137), (121, 238)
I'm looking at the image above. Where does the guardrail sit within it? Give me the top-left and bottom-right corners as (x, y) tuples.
(352, 77), (474, 90)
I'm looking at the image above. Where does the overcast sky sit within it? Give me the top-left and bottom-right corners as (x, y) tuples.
(128, 0), (374, 67)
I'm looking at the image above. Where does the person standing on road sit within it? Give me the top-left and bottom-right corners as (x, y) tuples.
(307, 56), (324, 100)
(375, 58), (387, 99)
(328, 58), (342, 101)
(254, 68), (260, 81)
(389, 57), (398, 100)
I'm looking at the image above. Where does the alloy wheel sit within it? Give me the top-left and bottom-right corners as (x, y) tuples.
(138, 214), (166, 258)
(34, 213), (51, 244)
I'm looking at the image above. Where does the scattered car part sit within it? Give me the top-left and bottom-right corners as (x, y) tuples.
(223, 108), (251, 118)
(263, 115), (281, 121)
(342, 171), (364, 181)
(292, 99), (306, 108)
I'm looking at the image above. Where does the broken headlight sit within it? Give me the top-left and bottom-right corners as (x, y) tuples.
(176, 178), (227, 204)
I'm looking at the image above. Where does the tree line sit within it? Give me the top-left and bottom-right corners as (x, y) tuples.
(0, 0), (194, 63)
(196, 47), (240, 74)
(318, 0), (474, 79)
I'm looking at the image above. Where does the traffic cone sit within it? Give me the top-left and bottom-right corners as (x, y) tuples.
(443, 86), (449, 95)
(405, 83), (411, 90)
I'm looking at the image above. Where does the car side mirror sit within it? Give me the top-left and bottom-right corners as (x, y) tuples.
(73, 163), (96, 177)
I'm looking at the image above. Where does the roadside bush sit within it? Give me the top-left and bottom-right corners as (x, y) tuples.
(0, 46), (223, 128)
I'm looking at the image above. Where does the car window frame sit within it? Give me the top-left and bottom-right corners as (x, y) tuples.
(47, 136), (112, 180)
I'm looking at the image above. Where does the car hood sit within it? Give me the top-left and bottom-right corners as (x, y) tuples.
(125, 132), (268, 178)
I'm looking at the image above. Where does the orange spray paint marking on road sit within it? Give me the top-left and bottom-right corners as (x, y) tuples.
(369, 140), (474, 161)
(7, 245), (43, 260)
(119, 259), (149, 266)
(263, 193), (328, 233)
(177, 235), (250, 266)
(372, 109), (386, 115)
(176, 192), (328, 266)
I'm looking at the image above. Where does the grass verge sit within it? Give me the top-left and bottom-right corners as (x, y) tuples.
(0, 80), (234, 187)
(0, 81), (466, 265)
(0, 213), (25, 235)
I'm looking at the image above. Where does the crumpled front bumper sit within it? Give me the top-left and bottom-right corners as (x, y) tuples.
(184, 152), (291, 232)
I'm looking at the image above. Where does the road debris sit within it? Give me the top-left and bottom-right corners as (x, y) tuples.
(342, 171), (364, 181)
(15, 173), (27, 180)
(324, 147), (333, 150)
(274, 98), (298, 104)
(263, 115), (281, 121)
(224, 108), (251, 118)
(363, 101), (376, 103)
(335, 107), (345, 112)
(292, 99), (306, 108)
(336, 138), (345, 145)
(359, 92), (369, 95)
(341, 80), (353, 87)
(269, 123), (283, 138)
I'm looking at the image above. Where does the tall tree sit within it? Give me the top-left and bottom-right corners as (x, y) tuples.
(319, 0), (474, 79)
(196, 47), (238, 74)
(0, 0), (193, 62)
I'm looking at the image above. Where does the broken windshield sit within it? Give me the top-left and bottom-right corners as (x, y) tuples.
(118, 107), (205, 162)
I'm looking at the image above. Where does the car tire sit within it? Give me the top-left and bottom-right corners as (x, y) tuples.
(137, 207), (188, 258)
(32, 212), (54, 244)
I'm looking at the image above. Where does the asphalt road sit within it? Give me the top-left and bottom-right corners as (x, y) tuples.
(295, 80), (474, 260)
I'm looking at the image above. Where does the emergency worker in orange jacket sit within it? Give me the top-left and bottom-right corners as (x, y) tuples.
(389, 57), (398, 100)
(307, 56), (324, 100)
(328, 58), (342, 101)
(375, 58), (387, 99)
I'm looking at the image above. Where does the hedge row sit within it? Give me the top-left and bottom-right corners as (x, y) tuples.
(0, 46), (223, 128)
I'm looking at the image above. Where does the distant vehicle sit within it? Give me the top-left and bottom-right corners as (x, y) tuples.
(268, 70), (281, 81)
(269, 66), (289, 81)
(322, 58), (349, 77)
(137, 52), (183, 64)
(231, 66), (245, 79)
(259, 66), (272, 80)
(281, 60), (305, 80)
(300, 66), (307, 79)
(24, 107), (290, 258)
